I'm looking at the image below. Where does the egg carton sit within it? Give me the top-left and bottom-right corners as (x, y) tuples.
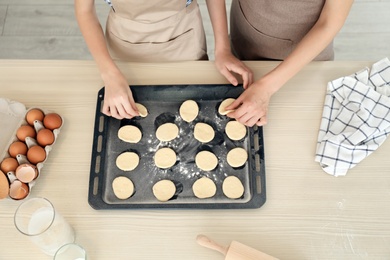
(0, 98), (63, 200)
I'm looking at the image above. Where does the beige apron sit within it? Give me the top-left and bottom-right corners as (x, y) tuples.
(230, 0), (334, 61)
(105, 0), (207, 62)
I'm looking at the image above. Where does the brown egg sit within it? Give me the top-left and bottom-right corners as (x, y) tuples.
(8, 141), (28, 158)
(15, 164), (38, 183)
(0, 157), (19, 173)
(0, 171), (10, 199)
(27, 145), (46, 164)
(26, 108), (45, 125)
(43, 113), (62, 130)
(37, 128), (55, 146)
(9, 180), (29, 200)
(16, 125), (36, 142)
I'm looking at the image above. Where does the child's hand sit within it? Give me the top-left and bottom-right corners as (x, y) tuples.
(214, 51), (253, 89)
(101, 70), (139, 119)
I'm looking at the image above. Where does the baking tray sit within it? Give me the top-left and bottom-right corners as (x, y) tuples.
(88, 84), (266, 209)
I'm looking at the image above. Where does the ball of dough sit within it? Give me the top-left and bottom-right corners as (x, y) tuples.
(116, 152), (139, 171)
(118, 125), (142, 143)
(195, 151), (218, 171)
(154, 147), (177, 169)
(156, 123), (179, 142)
(135, 103), (148, 117)
(222, 176), (244, 199)
(179, 100), (199, 122)
(218, 98), (236, 115)
(152, 179), (176, 202)
(194, 122), (214, 143)
(227, 147), (248, 168)
(192, 177), (217, 199)
(112, 176), (134, 199)
(225, 120), (247, 141)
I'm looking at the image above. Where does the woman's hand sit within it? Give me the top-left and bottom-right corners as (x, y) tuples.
(225, 79), (277, 127)
(101, 70), (139, 120)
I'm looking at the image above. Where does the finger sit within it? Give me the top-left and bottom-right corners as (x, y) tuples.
(240, 69), (251, 89)
(102, 103), (111, 117)
(226, 64), (252, 89)
(115, 102), (131, 118)
(247, 70), (254, 87)
(229, 100), (249, 120)
(256, 116), (268, 126)
(235, 111), (253, 126)
(225, 95), (243, 111)
(226, 65), (245, 82)
(120, 104), (137, 119)
(109, 106), (122, 120)
(123, 88), (140, 117)
(245, 116), (260, 127)
(220, 67), (238, 86)
(122, 100), (139, 117)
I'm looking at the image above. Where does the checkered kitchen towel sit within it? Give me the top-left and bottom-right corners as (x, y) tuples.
(315, 57), (390, 176)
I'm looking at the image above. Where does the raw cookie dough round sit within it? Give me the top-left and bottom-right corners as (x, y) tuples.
(154, 147), (177, 169)
(156, 123), (179, 142)
(192, 177), (217, 199)
(225, 120), (247, 141)
(222, 176), (244, 199)
(227, 147), (248, 168)
(179, 100), (199, 122)
(194, 122), (214, 143)
(118, 125), (142, 143)
(112, 176), (134, 199)
(135, 103), (148, 117)
(218, 98), (236, 115)
(195, 151), (218, 171)
(152, 179), (176, 202)
(116, 152), (139, 171)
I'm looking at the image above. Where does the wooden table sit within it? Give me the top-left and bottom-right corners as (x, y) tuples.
(1, 60), (389, 259)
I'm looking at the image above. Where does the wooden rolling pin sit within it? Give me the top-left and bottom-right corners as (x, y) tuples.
(196, 234), (279, 260)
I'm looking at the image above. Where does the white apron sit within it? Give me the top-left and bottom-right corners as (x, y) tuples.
(105, 0), (208, 61)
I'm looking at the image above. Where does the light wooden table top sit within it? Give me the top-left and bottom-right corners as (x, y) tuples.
(0, 60), (389, 259)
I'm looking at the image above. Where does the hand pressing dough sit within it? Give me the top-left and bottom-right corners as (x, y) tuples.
(156, 123), (179, 142)
(118, 125), (142, 143)
(112, 176), (134, 199)
(152, 179), (176, 202)
(194, 122), (214, 143)
(218, 98), (236, 115)
(192, 177), (216, 199)
(225, 120), (247, 141)
(135, 103), (148, 117)
(195, 151), (218, 171)
(222, 176), (244, 199)
(154, 147), (177, 169)
(116, 152), (139, 171)
(179, 100), (198, 122)
(227, 147), (248, 168)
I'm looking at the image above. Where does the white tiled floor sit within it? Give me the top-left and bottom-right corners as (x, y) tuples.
(0, 0), (388, 61)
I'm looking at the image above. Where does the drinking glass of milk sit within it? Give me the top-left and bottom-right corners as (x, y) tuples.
(14, 197), (75, 256)
(54, 243), (87, 260)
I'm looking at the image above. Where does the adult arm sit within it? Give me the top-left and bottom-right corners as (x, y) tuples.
(205, 0), (253, 88)
(227, 0), (354, 127)
(74, 0), (138, 119)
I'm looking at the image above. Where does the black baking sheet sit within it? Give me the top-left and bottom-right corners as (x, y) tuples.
(88, 84), (266, 209)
